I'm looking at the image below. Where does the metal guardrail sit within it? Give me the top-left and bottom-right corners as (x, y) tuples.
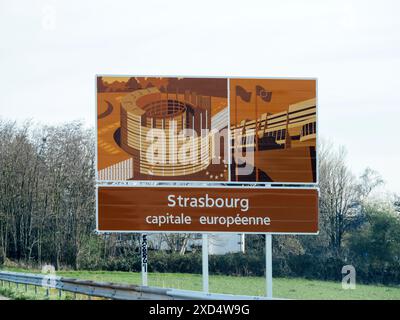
(0, 271), (268, 300)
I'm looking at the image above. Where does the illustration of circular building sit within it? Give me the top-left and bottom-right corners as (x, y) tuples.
(120, 87), (212, 178)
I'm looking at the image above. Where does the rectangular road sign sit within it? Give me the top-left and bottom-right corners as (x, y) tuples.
(97, 186), (319, 234)
(96, 76), (317, 184)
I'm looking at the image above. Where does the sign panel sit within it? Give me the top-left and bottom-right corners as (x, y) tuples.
(97, 76), (229, 182)
(230, 78), (317, 183)
(97, 186), (319, 233)
(96, 76), (317, 184)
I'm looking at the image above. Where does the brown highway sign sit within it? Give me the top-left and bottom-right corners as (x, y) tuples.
(96, 76), (317, 185)
(97, 186), (318, 234)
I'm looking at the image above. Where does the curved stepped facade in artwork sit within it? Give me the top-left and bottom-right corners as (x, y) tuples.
(120, 87), (212, 178)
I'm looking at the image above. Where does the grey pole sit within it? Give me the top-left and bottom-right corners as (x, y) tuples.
(202, 233), (209, 293)
(265, 234), (273, 298)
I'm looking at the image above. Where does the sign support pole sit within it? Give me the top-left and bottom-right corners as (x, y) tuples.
(141, 234), (148, 287)
(202, 233), (209, 293)
(266, 234), (273, 299)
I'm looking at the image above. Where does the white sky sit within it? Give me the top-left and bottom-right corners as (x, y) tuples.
(0, 0), (399, 193)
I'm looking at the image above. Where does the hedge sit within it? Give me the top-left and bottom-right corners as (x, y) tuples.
(75, 250), (400, 285)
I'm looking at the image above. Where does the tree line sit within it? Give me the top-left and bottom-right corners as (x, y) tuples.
(0, 119), (399, 284)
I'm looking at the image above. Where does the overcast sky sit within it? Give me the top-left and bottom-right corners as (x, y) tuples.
(0, 0), (399, 193)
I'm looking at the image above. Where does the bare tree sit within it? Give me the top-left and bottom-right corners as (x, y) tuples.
(318, 140), (383, 255)
(161, 234), (195, 254)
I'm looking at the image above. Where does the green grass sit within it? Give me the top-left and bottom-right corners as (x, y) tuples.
(1, 266), (400, 300)
(0, 283), (89, 300)
(0, 287), (30, 300)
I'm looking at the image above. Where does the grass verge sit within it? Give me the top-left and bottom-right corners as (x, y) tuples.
(1, 266), (400, 300)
